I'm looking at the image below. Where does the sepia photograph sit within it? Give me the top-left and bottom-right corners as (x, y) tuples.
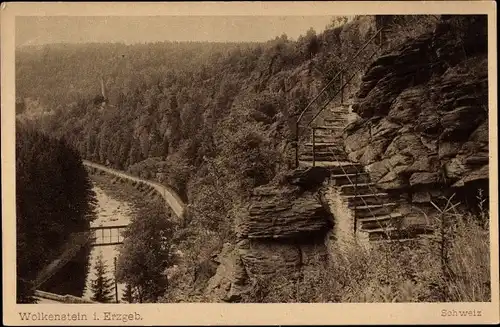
(2, 1), (498, 325)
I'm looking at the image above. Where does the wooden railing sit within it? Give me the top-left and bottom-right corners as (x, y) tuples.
(294, 27), (385, 168)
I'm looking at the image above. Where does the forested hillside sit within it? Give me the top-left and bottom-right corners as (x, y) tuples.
(16, 121), (97, 302)
(16, 17), (368, 234)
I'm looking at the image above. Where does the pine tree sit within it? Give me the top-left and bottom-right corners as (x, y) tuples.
(90, 252), (115, 303)
(122, 283), (135, 303)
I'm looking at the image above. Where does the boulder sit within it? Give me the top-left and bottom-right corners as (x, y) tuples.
(366, 160), (391, 181)
(438, 141), (462, 159)
(412, 191), (432, 203)
(407, 156), (438, 174)
(205, 243), (249, 302)
(409, 172), (440, 187)
(420, 135), (439, 152)
(238, 240), (302, 278)
(384, 133), (428, 159)
(452, 165), (489, 187)
(464, 153), (489, 166)
(387, 153), (414, 168)
(377, 169), (408, 190)
(240, 184), (331, 239)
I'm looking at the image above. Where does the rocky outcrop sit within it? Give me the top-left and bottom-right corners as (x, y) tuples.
(240, 185), (330, 239)
(239, 167), (332, 240)
(238, 167), (332, 278)
(344, 16), (488, 203)
(204, 243), (249, 302)
(206, 167), (333, 301)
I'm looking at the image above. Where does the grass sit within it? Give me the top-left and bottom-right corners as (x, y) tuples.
(246, 192), (491, 303)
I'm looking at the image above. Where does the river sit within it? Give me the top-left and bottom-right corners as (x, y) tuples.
(82, 185), (133, 302)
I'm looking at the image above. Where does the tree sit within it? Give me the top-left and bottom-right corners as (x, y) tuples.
(16, 122), (96, 302)
(326, 16), (349, 29)
(90, 252), (115, 303)
(304, 28), (320, 59)
(116, 204), (174, 303)
(122, 283), (135, 303)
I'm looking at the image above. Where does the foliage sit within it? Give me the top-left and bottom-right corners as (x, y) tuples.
(381, 15), (440, 48)
(122, 283), (135, 303)
(90, 252), (116, 303)
(115, 203), (175, 303)
(16, 121), (97, 302)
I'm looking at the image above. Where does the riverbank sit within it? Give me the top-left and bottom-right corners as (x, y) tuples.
(82, 173), (168, 302)
(90, 173), (166, 215)
(82, 185), (132, 302)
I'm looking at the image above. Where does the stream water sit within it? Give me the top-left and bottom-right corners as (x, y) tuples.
(82, 185), (133, 302)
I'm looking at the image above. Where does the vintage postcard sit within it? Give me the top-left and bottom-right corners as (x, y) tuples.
(2, 1), (498, 325)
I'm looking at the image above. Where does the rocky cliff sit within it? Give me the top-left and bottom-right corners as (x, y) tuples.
(205, 167), (332, 302)
(344, 16), (488, 206)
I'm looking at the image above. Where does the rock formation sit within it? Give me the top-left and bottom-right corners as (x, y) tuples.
(344, 16), (488, 205)
(206, 167), (332, 301)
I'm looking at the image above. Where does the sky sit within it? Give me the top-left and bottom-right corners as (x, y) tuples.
(16, 16), (337, 46)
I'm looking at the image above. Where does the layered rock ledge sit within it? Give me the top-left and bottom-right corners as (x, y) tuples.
(207, 167), (333, 301)
(344, 16), (488, 202)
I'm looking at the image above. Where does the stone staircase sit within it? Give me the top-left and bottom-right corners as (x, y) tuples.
(298, 104), (350, 164)
(298, 105), (429, 242)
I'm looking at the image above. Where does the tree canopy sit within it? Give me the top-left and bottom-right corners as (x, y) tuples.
(16, 121), (96, 302)
(116, 204), (175, 303)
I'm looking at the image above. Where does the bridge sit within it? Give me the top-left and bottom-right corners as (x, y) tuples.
(90, 224), (127, 246)
(32, 153), (186, 297)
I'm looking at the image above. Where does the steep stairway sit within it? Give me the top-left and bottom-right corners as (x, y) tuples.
(298, 104), (351, 165)
(294, 27), (433, 243)
(298, 105), (430, 242)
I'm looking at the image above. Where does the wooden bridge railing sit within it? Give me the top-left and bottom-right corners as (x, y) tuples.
(90, 225), (128, 246)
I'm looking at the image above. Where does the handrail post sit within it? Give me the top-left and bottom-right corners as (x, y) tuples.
(311, 128), (316, 167)
(353, 170), (358, 234)
(340, 72), (344, 105)
(295, 121), (299, 168)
